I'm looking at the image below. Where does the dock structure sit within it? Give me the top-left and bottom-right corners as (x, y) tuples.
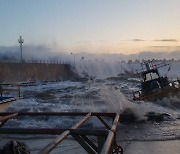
(0, 112), (123, 154)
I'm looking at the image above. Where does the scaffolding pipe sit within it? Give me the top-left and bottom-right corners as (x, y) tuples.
(39, 112), (91, 154)
(100, 113), (120, 154)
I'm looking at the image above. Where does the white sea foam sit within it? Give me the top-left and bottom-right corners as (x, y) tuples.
(99, 84), (134, 113)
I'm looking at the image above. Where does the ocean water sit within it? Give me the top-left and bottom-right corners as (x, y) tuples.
(2, 61), (180, 142)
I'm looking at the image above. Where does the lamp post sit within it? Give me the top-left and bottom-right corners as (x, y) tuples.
(70, 53), (78, 67)
(18, 36), (24, 62)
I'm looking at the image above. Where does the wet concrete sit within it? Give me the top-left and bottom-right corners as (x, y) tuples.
(0, 134), (180, 154)
(120, 140), (180, 154)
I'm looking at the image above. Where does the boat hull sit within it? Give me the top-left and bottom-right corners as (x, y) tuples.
(133, 88), (180, 101)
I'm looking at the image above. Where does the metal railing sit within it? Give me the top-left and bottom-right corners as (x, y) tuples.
(0, 112), (123, 154)
(0, 59), (70, 65)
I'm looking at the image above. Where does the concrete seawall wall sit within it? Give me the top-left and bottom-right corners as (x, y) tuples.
(0, 62), (75, 82)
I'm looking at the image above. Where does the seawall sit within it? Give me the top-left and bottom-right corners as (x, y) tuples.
(0, 62), (76, 82)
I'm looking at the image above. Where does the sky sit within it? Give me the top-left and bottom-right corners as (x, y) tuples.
(1, 0), (180, 55)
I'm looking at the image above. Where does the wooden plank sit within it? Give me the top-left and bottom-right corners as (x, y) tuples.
(0, 113), (18, 123)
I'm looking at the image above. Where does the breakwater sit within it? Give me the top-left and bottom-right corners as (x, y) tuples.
(0, 61), (76, 82)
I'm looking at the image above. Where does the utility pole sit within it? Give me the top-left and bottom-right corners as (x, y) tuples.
(18, 36), (24, 62)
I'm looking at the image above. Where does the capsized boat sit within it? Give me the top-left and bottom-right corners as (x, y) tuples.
(133, 61), (180, 101)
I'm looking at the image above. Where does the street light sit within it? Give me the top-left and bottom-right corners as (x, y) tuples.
(18, 36), (24, 62)
(70, 53), (78, 67)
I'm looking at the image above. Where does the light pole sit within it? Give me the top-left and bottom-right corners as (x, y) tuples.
(18, 36), (24, 62)
(70, 53), (78, 67)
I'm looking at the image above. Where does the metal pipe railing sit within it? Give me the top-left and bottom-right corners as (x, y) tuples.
(0, 112), (122, 153)
(39, 113), (91, 154)
(100, 113), (120, 154)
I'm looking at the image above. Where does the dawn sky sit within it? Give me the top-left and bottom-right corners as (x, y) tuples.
(1, 0), (180, 54)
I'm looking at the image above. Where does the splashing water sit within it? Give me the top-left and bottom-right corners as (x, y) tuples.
(156, 95), (180, 110)
(2, 79), (180, 142)
(99, 84), (134, 113)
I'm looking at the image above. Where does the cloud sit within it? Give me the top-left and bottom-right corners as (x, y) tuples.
(98, 40), (106, 42)
(76, 41), (91, 44)
(117, 42), (128, 45)
(76, 41), (82, 44)
(149, 46), (172, 48)
(122, 39), (145, 42)
(131, 39), (145, 41)
(149, 46), (180, 49)
(154, 39), (177, 42)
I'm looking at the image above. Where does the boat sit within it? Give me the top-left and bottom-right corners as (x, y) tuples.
(133, 61), (180, 101)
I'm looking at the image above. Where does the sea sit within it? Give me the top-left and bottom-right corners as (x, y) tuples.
(1, 61), (180, 151)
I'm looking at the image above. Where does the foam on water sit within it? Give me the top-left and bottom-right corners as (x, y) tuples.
(99, 84), (134, 113)
(156, 96), (180, 110)
(2, 60), (180, 140)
